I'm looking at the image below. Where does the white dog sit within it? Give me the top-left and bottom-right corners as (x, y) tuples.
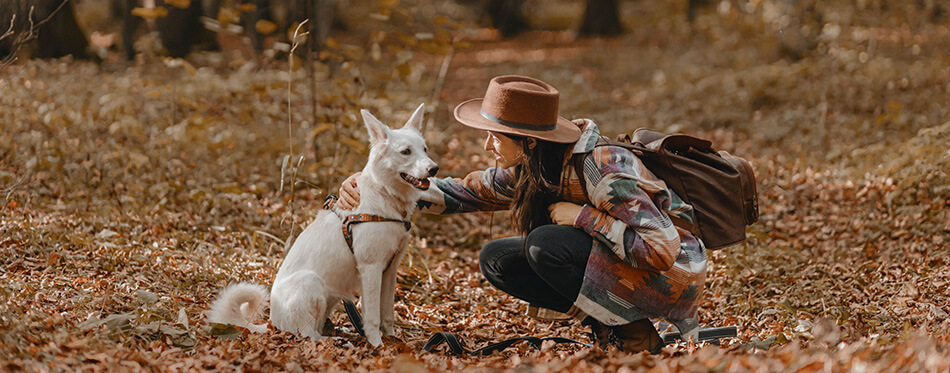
(208, 104), (438, 346)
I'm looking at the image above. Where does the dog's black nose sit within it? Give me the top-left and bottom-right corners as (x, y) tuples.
(428, 166), (439, 177)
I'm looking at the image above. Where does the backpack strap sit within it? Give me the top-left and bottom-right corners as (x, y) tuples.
(571, 142), (699, 236)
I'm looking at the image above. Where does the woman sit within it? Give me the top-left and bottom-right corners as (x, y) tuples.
(339, 75), (706, 353)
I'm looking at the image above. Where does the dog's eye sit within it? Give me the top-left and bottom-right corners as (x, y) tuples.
(401, 148), (412, 155)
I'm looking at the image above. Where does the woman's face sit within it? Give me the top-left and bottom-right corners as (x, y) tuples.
(484, 131), (524, 168)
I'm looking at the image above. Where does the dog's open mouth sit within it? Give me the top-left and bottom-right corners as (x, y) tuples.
(401, 173), (430, 190)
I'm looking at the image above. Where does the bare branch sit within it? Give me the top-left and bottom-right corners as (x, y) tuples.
(426, 44), (455, 132)
(1, 13), (20, 68)
(1, 0), (74, 68)
(8, 0), (73, 48)
(0, 14), (15, 42)
(0, 53), (15, 68)
(33, 0), (70, 32)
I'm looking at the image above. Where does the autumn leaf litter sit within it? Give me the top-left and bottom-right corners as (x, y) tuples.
(2, 2), (950, 371)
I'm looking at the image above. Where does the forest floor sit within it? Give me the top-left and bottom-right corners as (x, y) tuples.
(2, 1), (949, 371)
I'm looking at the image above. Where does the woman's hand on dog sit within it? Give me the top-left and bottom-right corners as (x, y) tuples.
(548, 202), (582, 225)
(338, 172), (361, 209)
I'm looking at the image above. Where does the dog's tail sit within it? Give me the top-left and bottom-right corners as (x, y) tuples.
(206, 283), (269, 333)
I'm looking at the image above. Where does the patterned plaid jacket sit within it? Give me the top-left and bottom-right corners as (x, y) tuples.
(418, 120), (707, 329)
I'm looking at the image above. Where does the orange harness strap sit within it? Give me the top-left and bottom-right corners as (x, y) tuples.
(323, 195), (412, 253)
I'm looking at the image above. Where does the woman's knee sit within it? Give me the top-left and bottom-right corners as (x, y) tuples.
(525, 241), (560, 272)
(479, 237), (521, 277)
(524, 225), (590, 272)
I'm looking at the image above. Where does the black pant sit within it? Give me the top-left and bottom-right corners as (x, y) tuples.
(478, 225), (593, 313)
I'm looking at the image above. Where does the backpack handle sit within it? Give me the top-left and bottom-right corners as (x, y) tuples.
(623, 129), (714, 153)
(615, 135), (712, 160)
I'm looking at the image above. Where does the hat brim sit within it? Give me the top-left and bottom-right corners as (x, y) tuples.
(454, 99), (581, 144)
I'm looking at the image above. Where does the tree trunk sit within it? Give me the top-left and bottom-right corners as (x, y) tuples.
(154, 0), (205, 58)
(578, 0), (623, 37)
(485, 0), (528, 38)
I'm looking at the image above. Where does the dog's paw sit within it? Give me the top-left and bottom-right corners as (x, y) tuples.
(380, 322), (395, 335)
(367, 336), (384, 347)
(366, 330), (384, 347)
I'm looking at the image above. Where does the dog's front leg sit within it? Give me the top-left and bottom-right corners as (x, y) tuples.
(358, 262), (386, 347)
(379, 250), (405, 336)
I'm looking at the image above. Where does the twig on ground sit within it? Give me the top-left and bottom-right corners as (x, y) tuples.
(254, 230), (286, 245)
(293, 178), (321, 190)
(2, 173), (29, 206)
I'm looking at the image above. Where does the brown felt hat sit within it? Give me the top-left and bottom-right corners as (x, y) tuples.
(454, 75), (581, 143)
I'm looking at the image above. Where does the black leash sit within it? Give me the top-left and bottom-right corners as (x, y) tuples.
(660, 325), (739, 345)
(342, 300), (366, 338)
(342, 299), (590, 354)
(423, 332), (592, 356)
(342, 299), (736, 353)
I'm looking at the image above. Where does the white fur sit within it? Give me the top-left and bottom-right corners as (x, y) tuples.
(206, 283), (270, 333)
(207, 104), (437, 346)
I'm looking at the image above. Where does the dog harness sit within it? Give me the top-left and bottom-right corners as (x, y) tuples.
(323, 194), (412, 253)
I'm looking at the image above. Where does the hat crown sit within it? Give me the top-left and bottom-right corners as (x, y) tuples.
(481, 76), (560, 129)
(453, 75), (581, 143)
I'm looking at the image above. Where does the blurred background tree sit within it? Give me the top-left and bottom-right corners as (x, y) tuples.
(2, 0), (947, 195)
(483, 0), (527, 37)
(578, 0), (622, 36)
(3, 0), (948, 63)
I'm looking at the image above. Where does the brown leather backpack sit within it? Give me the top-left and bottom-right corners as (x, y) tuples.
(574, 128), (759, 250)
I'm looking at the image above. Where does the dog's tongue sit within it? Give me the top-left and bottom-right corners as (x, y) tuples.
(402, 173), (431, 190)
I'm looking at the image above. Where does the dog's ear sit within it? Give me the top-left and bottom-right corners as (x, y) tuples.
(404, 103), (425, 132)
(361, 109), (390, 146)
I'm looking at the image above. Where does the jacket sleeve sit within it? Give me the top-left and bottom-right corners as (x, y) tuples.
(571, 146), (681, 271)
(417, 167), (513, 214)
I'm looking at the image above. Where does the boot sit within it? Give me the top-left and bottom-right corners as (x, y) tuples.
(581, 317), (612, 350)
(610, 319), (664, 354)
(526, 305), (572, 321)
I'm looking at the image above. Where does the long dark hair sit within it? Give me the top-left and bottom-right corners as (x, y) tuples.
(507, 135), (573, 235)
